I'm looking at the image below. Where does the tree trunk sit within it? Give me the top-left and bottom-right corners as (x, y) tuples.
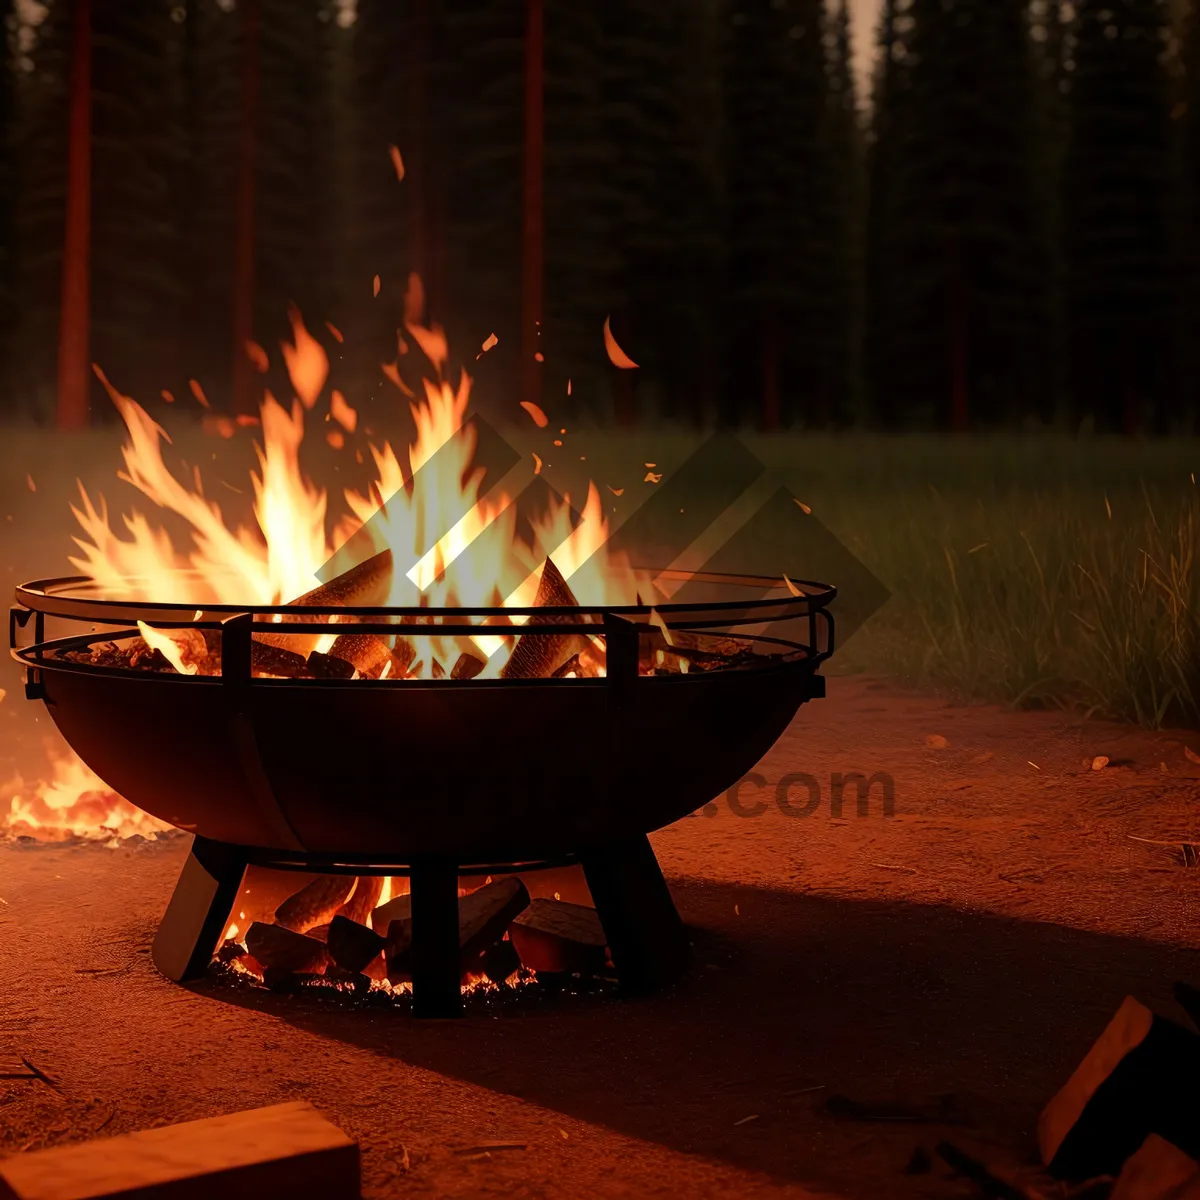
(950, 247), (968, 433)
(56, 0), (91, 430)
(521, 0), (544, 411)
(762, 308), (781, 431)
(231, 0), (261, 416)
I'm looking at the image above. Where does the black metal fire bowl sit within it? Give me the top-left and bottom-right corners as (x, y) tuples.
(11, 568), (835, 1015)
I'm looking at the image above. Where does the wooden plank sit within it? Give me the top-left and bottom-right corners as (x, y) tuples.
(1112, 1135), (1200, 1200)
(0, 1101), (359, 1200)
(1039, 996), (1200, 1180)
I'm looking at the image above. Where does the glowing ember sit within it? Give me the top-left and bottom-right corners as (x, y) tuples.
(603, 316), (639, 370)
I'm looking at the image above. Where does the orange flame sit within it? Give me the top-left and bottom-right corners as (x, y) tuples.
(3, 743), (173, 844)
(69, 290), (649, 690)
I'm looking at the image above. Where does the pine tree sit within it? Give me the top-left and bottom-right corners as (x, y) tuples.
(1064, 0), (1173, 432)
(593, 0), (724, 425)
(722, 0), (832, 430)
(869, 0), (1050, 429)
(865, 0), (908, 428)
(441, 0), (525, 397)
(818, 0), (865, 426)
(1030, 0), (1070, 425)
(0, 0), (14, 409)
(12, 0), (70, 420)
(1177, 0), (1200, 428)
(173, 0), (239, 401)
(90, 0), (185, 407)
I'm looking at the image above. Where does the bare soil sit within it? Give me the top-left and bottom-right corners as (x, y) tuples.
(3, 676), (1200, 1198)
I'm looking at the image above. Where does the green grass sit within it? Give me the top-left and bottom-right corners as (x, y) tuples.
(753, 434), (1200, 729)
(573, 429), (1200, 728)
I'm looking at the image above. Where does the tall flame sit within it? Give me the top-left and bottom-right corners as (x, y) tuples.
(71, 298), (643, 674)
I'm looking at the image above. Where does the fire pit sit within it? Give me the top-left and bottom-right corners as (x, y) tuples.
(6, 296), (837, 1015)
(10, 567), (833, 1016)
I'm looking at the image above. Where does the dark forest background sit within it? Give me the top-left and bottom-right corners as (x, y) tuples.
(2, 0), (1200, 433)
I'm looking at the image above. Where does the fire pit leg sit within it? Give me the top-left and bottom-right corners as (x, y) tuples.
(581, 835), (692, 995)
(410, 861), (463, 1018)
(151, 837), (247, 982)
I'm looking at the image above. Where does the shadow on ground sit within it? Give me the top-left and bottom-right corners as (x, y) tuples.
(189, 878), (1200, 1193)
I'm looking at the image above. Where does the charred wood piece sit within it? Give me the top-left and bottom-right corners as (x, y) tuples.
(244, 923), (329, 974)
(326, 915), (387, 975)
(274, 876), (358, 933)
(500, 559), (589, 680)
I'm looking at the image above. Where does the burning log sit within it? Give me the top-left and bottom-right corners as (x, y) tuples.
(371, 890), (412, 934)
(257, 549), (394, 658)
(131, 627), (212, 674)
(458, 877), (531, 962)
(452, 651), (486, 680)
(1039, 996), (1200, 1180)
(274, 876), (357, 933)
(338, 877), (384, 926)
(250, 640), (312, 679)
(509, 898), (609, 976)
(292, 549), (394, 609)
(480, 938), (522, 986)
(244, 922), (329, 974)
(500, 558), (589, 680)
(326, 915), (386, 975)
(382, 879), (530, 983)
(306, 650), (356, 680)
(329, 634), (390, 679)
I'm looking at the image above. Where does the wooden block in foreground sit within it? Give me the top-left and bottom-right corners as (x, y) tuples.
(1112, 1134), (1200, 1200)
(1038, 996), (1200, 1180)
(0, 1101), (359, 1200)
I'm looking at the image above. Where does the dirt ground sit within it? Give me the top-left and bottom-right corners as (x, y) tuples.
(3, 675), (1200, 1198)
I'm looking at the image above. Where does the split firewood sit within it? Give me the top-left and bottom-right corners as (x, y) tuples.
(257, 549), (394, 658)
(382, 879), (530, 982)
(500, 559), (590, 680)
(371, 891), (412, 932)
(509, 898), (609, 976)
(431, 658), (446, 679)
(479, 938), (522, 986)
(1039, 996), (1200, 1180)
(1111, 1134), (1200, 1200)
(338, 877), (385, 926)
(458, 878), (531, 962)
(306, 924), (331, 943)
(326, 915), (387, 975)
(452, 651), (486, 680)
(249, 639), (312, 679)
(307, 650), (356, 680)
(244, 923), (329, 974)
(550, 654), (581, 679)
(384, 919), (414, 985)
(392, 636), (417, 676)
(274, 876), (358, 933)
(329, 634), (391, 679)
